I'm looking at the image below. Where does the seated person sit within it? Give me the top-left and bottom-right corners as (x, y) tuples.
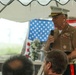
(2, 55), (34, 75)
(43, 50), (68, 75)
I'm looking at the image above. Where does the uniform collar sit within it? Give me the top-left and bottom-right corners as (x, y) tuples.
(61, 24), (69, 33)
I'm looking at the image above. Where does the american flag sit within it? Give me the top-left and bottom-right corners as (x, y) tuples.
(28, 19), (54, 42)
(25, 19), (54, 57)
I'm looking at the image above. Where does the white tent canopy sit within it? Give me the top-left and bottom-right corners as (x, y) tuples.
(0, 0), (71, 5)
(0, 0), (76, 22)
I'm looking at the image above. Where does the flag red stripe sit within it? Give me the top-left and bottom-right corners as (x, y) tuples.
(67, 20), (76, 23)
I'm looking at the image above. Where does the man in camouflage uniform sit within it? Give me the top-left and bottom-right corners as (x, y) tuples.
(44, 11), (76, 61)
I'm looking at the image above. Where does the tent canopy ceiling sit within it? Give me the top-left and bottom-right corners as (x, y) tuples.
(0, 0), (74, 6)
(0, 0), (76, 22)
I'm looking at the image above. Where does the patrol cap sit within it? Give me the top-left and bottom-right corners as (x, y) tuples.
(49, 6), (69, 18)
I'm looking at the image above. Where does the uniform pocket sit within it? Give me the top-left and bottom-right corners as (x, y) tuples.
(60, 33), (72, 51)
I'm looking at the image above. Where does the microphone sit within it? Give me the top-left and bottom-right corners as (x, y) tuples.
(49, 30), (54, 50)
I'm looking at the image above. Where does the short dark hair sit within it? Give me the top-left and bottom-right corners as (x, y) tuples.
(45, 50), (68, 74)
(2, 55), (34, 75)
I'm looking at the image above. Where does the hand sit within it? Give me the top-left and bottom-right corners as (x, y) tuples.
(67, 54), (71, 60)
(44, 35), (54, 51)
(67, 48), (76, 60)
(70, 49), (76, 58)
(46, 35), (54, 45)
